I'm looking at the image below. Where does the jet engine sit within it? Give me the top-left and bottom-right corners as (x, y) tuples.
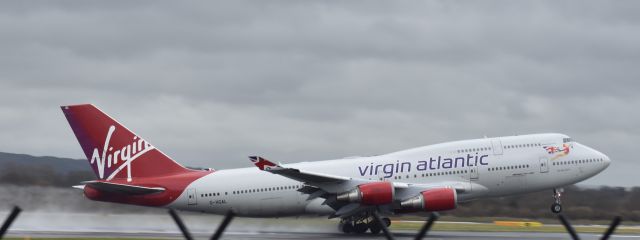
(400, 187), (457, 211)
(336, 182), (395, 205)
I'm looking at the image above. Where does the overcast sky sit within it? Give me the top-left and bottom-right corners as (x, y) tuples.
(1, 1), (638, 187)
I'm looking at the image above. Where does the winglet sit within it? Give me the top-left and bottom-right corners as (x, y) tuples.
(249, 156), (279, 170)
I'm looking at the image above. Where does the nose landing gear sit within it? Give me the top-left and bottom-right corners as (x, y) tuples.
(551, 188), (563, 214)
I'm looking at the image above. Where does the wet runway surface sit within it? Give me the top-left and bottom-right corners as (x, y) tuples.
(7, 230), (640, 240)
(4, 212), (640, 239)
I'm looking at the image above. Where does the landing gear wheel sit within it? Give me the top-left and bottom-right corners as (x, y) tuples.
(353, 223), (368, 234)
(368, 221), (382, 234)
(382, 217), (391, 227)
(551, 188), (563, 214)
(340, 222), (354, 233)
(551, 203), (562, 213)
(369, 224), (381, 234)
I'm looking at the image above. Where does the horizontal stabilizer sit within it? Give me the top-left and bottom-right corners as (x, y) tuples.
(83, 181), (165, 195)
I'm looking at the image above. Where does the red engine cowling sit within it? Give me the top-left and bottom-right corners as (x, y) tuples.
(400, 188), (457, 211)
(336, 182), (395, 205)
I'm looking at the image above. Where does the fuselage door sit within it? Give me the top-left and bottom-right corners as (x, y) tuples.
(187, 188), (197, 205)
(469, 164), (479, 180)
(539, 157), (549, 173)
(491, 138), (503, 155)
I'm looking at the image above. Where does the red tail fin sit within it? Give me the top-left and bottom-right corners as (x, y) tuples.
(61, 104), (192, 182)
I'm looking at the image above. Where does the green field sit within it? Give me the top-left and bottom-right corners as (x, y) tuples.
(391, 221), (640, 234)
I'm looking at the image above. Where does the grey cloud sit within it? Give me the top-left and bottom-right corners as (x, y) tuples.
(0, 1), (639, 187)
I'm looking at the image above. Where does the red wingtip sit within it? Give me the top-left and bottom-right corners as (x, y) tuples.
(249, 156), (277, 170)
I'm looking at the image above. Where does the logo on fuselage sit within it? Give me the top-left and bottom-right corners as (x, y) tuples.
(543, 144), (571, 160)
(90, 125), (155, 182)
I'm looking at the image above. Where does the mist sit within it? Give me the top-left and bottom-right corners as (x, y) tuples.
(0, 184), (338, 235)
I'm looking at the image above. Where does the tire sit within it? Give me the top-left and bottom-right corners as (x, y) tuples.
(551, 203), (562, 213)
(340, 222), (354, 233)
(353, 223), (368, 234)
(369, 221), (382, 235)
(369, 222), (382, 234)
(382, 217), (391, 227)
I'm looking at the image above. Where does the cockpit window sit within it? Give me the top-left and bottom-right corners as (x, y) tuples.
(563, 138), (572, 143)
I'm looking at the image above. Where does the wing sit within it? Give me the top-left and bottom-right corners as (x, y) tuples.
(248, 156), (470, 218)
(250, 156), (350, 183)
(81, 181), (165, 195)
(248, 156), (468, 193)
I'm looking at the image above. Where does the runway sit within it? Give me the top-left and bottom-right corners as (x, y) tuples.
(4, 212), (640, 239)
(6, 229), (640, 239)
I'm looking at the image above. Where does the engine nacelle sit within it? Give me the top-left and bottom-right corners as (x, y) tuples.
(336, 182), (395, 205)
(400, 188), (457, 211)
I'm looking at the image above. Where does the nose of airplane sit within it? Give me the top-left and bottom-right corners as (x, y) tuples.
(603, 153), (611, 167)
(588, 145), (610, 168)
(579, 142), (610, 169)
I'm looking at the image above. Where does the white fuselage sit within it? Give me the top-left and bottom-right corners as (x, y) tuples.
(169, 133), (610, 217)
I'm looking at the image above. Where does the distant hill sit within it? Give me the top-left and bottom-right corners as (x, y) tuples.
(0, 152), (94, 186)
(0, 152), (87, 173)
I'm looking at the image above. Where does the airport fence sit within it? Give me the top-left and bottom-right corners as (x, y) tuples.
(0, 206), (21, 239)
(0, 205), (624, 240)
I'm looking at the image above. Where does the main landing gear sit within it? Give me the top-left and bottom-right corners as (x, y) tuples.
(339, 213), (391, 234)
(551, 188), (563, 214)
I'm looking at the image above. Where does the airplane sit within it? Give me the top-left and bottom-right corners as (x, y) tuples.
(61, 104), (610, 234)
